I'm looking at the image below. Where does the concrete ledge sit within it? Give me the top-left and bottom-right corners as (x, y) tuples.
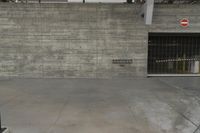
(148, 74), (200, 77)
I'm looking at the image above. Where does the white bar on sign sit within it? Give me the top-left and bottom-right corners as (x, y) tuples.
(86, 0), (126, 3)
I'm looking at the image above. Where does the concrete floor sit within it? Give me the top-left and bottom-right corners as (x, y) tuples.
(0, 78), (200, 133)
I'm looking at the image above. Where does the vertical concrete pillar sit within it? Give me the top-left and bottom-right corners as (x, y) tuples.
(140, 0), (154, 25)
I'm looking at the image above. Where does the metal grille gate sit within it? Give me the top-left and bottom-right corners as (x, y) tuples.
(148, 33), (200, 75)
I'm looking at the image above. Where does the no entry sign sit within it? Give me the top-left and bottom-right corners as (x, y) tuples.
(180, 19), (189, 27)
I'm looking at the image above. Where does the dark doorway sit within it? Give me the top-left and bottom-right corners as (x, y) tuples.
(148, 33), (200, 75)
(127, 0), (132, 3)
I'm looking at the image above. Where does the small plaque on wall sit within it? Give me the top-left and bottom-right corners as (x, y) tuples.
(112, 59), (133, 65)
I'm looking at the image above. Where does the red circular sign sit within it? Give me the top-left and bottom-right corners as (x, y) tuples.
(180, 19), (189, 27)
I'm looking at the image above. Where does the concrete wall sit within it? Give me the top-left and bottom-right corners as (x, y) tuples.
(0, 3), (200, 78)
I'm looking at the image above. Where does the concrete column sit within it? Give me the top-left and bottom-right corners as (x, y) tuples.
(140, 0), (154, 25)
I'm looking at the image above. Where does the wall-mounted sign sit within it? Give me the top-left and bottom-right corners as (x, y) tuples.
(112, 59), (133, 67)
(180, 19), (189, 27)
(112, 59), (133, 64)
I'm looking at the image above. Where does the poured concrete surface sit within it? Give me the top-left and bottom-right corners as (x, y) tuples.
(1, 4), (200, 78)
(0, 77), (200, 133)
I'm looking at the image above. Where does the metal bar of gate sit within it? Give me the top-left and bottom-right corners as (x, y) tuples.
(0, 113), (1, 131)
(148, 33), (200, 76)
